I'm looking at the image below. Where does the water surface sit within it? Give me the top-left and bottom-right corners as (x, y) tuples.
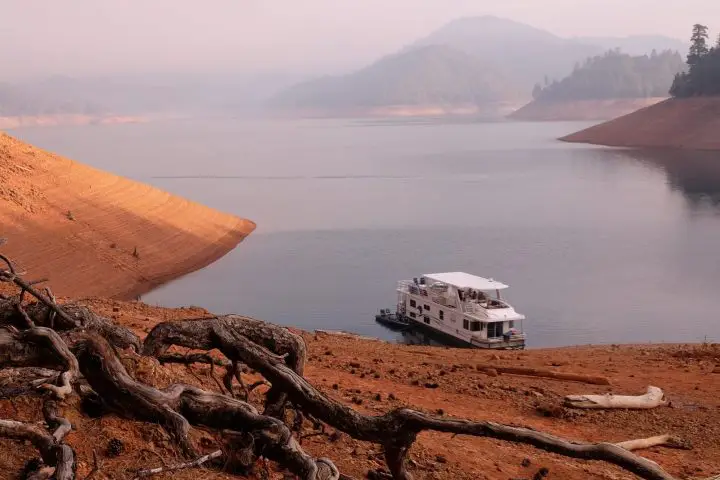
(12, 118), (720, 347)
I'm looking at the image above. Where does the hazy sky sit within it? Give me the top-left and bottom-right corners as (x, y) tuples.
(1, 0), (717, 79)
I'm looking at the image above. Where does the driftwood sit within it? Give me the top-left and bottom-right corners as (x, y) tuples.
(0, 250), (706, 480)
(477, 364), (611, 385)
(616, 435), (692, 452)
(135, 449), (222, 478)
(565, 386), (667, 409)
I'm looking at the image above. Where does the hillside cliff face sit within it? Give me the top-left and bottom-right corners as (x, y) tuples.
(0, 132), (255, 299)
(560, 98), (720, 149)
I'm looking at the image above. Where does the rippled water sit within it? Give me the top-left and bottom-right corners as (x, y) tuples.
(12, 118), (720, 347)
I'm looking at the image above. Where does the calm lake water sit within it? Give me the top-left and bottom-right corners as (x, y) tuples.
(11, 118), (720, 347)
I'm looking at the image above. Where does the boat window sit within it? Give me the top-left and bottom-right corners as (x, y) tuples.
(439, 310), (444, 320)
(463, 319), (469, 330)
(409, 312), (416, 318)
(509, 321), (515, 328)
(487, 322), (503, 338)
(470, 322), (481, 332)
(423, 316), (430, 324)
(410, 299), (416, 308)
(423, 304), (430, 311)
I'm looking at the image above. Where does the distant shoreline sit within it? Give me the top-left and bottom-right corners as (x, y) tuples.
(0, 114), (150, 129)
(270, 102), (525, 120)
(508, 97), (667, 122)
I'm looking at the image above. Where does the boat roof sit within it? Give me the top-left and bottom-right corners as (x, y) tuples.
(423, 272), (509, 291)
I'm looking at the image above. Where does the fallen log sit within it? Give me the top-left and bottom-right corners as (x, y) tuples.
(476, 364), (611, 385)
(565, 386), (667, 409)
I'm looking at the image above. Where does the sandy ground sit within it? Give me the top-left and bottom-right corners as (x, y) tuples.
(561, 97), (720, 149)
(509, 97), (667, 122)
(0, 132), (255, 299)
(2, 298), (717, 480)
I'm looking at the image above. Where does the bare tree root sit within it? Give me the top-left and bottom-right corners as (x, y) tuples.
(0, 326), (79, 399)
(0, 400), (75, 480)
(73, 334), (339, 479)
(6, 302), (142, 351)
(143, 319), (679, 480)
(143, 315), (307, 415)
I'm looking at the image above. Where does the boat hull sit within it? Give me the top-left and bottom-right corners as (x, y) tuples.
(375, 313), (410, 330)
(399, 313), (526, 350)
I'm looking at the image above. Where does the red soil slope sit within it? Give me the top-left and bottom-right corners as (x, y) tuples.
(0, 132), (255, 299)
(561, 97), (720, 149)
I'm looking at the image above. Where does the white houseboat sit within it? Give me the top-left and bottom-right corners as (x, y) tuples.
(396, 272), (526, 349)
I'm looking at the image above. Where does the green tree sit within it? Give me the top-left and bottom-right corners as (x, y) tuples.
(688, 24), (709, 67)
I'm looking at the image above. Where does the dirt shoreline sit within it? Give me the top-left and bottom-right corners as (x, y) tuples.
(2, 297), (716, 480)
(509, 97), (666, 121)
(0, 132), (255, 299)
(561, 97), (720, 149)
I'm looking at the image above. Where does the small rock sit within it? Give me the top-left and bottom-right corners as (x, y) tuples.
(424, 382), (440, 389)
(435, 454), (447, 464)
(533, 467), (550, 479)
(521, 458), (532, 467)
(112, 306), (120, 313)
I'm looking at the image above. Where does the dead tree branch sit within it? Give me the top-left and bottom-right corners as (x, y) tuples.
(134, 449), (222, 478)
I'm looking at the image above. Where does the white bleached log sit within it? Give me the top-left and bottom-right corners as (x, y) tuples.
(616, 434), (691, 451)
(565, 385), (667, 409)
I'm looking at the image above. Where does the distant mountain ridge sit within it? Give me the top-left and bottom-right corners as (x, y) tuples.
(272, 16), (685, 116)
(270, 45), (519, 112)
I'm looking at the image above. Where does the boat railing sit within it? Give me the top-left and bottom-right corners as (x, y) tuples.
(397, 280), (413, 293)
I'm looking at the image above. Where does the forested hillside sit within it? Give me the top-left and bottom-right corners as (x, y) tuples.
(531, 50), (683, 102)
